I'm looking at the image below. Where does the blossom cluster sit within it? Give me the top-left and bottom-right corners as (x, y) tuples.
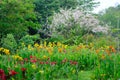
(0, 47), (10, 55)
(50, 8), (109, 34)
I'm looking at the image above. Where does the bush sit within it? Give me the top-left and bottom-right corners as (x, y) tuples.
(93, 36), (117, 48)
(19, 34), (39, 46)
(50, 8), (109, 39)
(1, 34), (17, 53)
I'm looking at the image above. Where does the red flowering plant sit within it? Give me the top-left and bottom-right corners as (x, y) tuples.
(50, 62), (57, 66)
(24, 58), (28, 62)
(62, 58), (68, 64)
(0, 69), (6, 80)
(9, 70), (18, 76)
(40, 61), (44, 65)
(70, 60), (78, 65)
(30, 55), (37, 63)
(21, 68), (27, 78)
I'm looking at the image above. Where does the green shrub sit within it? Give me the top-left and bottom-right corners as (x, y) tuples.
(48, 34), (65, 43)
(1, 34), (17, 53)
(19, 34), (39, 46)
(93, 36), (117, 48)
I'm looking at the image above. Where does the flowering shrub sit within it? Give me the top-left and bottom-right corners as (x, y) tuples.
(50, 8), (109, 36)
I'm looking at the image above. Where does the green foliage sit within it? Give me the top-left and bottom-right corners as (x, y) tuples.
(98, 5), (120, 43)
(19, 34), (39, 46)
(98, 5), (120, 29)
(59, 0), (78, 9)
(34, 0), (60, 24)
(48, 35), (65, 43)
(34, 0), (99, 24)
(93, 36), (117, 48)
(0, 0), (39, 36)
(94, 54), (120, 80)
(1, 34), (17, 52)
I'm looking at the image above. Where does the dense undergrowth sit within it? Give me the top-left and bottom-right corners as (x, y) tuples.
(0, 42), (119, 80)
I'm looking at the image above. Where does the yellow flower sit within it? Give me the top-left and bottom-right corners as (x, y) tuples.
(57, 42), (61, 47)
(18, 56), (23, 61)
(28, 44), (32, 50)
(0, 47), (3, 51)
(12, 55), (23, 60)
(62, 44), (68, 49)
(48, 42), (52, 47)
(47, 47), (53, 55)
(64, 45), (68, 49)
(44, 41), (47, 47)
(34, 43), (39, 48)
(39, 70), (44, 74)
(104, 45), (109, 49)
(52, 42), (56, 47)
(58, 48), (63, 53)
(43, 55), (47, 59)
(12, 55), (18, 59)
(32, 64), (37, 69)
(101, 54), (105, 60)
(3, 49), (10, 55)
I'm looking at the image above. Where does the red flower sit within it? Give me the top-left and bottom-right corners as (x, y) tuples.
(9, 70), (17, 76)
(62, 58), (67, 63)
(70, 61), (78, 65)
(20, 61), (24, 65)
(40, 62), (44, 64)
(30, 59), (37, 63)
(73, 61), (78, 65)
(47, 57), (50, 60)
(0, 74), (6, 80)
(0, 69), (4, 74)
(30, 55), (36, 59)
(30, 55), (33, 58)
(51, 62), (57, 65)
(45, 61), (49, 64)
(0, 69), (6, 80)
(21, 68), (26, 72)
(24, 58), (28, 62)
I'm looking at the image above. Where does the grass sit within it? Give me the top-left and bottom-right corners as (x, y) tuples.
(78, 71), (93, 80)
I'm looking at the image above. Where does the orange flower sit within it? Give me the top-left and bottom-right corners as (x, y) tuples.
(58, 48), (63, 53)
(105, 49), (110, 55)
(96, 49), (100, 54)
(101, 54), (105, 60)
(109, 46), (113, 49)
(111, 48), (116, 53)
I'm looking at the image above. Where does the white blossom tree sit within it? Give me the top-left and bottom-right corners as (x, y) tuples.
(50, 8), (109, 37)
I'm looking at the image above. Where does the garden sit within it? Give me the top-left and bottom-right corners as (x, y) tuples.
(0, 0), (120, 80)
